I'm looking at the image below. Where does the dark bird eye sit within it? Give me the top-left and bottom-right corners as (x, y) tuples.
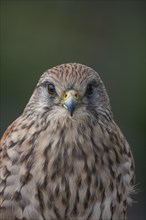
(48, 83), (56, 95)
(86, 84), (94, 96)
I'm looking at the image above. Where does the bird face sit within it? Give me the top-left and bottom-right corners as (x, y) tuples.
(24, 63), (111, 121)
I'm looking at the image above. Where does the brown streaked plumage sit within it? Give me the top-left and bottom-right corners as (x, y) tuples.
(0, 63), (135, 220)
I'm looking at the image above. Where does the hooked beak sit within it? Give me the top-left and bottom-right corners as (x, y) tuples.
(63, 90), (79, 116)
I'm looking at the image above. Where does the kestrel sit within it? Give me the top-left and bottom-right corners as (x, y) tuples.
(0, 63), (135, 220)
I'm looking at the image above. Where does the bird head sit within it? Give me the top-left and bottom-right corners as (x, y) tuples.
(24, 63), (112, 122)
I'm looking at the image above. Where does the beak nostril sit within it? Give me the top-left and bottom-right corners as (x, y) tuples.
(64, 92), (68, 99)
(74, 93), (78, 99)
(64, 90), (79, 101)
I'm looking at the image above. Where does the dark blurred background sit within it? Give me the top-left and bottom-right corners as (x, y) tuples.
(0, 1), (145, 219)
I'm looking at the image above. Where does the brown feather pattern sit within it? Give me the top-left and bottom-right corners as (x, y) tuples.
(0, 63), (135, 220)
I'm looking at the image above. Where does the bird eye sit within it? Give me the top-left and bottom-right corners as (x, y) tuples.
(86, 84), (94, 96)
(48, 83), (56, 95)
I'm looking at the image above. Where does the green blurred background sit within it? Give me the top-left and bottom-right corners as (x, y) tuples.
(0, 1), (145, 219)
